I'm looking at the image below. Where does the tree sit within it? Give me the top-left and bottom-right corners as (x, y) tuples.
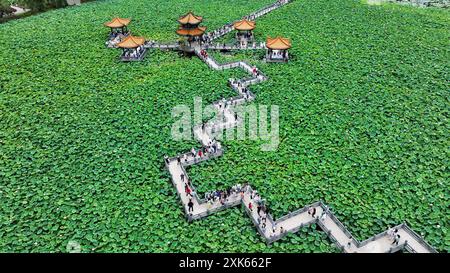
(0, 0), (16, 18)
(17, 0), (67, 12)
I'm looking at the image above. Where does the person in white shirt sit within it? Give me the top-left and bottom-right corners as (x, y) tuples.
(387, 227), (396, 240)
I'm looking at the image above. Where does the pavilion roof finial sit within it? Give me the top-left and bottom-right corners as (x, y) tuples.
(178, 11), (203, 25)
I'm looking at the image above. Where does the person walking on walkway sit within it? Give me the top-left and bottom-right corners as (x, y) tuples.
(222, 190), (227, 202)
(188, 198), (194, 213)
(387, 227), (396, 240)
(180, 173), (185, 182)
(319, 210), (327, 222)
(390, 228), (399, 241)
(308, 207), (316, 218)
(252, 66), (257, 76)
(212, 142), (217, 154)
(323, 205), (330, 214)
(254, 193), (261, 204)
(392, 233), (401, 246)
(185, 184), (191, 197)
(248, 202), (253, 211)
(243, 183), (250, 193)
(260, 204), (267, 216)
(251, 190), (258, 200)
(346, 236), (353, 250)
(263, 204), (269, 216)
(215, 190), (221, 202)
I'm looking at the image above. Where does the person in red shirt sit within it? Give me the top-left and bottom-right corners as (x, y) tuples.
(185, 184), (191, 196)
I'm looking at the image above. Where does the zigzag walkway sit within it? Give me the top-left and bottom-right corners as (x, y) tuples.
(106, 0), (437, 253)
(204, 0), (291, 42)
(164, 50), (437, 253)
(144, 42), (180, 50)
(141, 1), (291, 52)
(204, 43), (266, 51)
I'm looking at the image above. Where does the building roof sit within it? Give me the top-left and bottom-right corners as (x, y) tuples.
(233, 20), (256, 31)
(266, 36), (292, 50)
(104, 17), (131, 28)
(176, 26), (207, 36)
(178, 12), (203, 25)
(116, 35), (146, 48)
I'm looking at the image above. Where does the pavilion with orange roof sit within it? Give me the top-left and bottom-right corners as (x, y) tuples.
(266, 36), (292, 62)
(233, 19), (256, 46)
(116, 35), (147, 61)
(176, 12), (207, 47)
(104, 17), (131, 36)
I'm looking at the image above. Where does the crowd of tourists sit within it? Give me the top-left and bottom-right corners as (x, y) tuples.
(105, 33), (126, 48)
(205, 183), (247, 206)
(268, 49), (288, 60)
(205, 23), (233, 41)
(238, 31), (254, 40)
(181, 141), (221, 164)
(199, 49), (208, 58)
(165, 141), (222, 168)
(178, 171), (295, 238)
(205, 41), (265, 50)
(108, 29), (128, 39)
(202, 98), (240, 133)
(230, 78), (253, 101)
(122, 45), (145, 60)
(308, 204), (330, 222)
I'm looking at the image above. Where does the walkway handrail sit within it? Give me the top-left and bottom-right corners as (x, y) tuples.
(158, 0), (437, 253)
(204, 0), (292, 42)
(401, 223), (438, 253)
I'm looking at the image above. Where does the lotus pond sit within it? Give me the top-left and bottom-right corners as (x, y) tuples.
(0, 0), (448, 252)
